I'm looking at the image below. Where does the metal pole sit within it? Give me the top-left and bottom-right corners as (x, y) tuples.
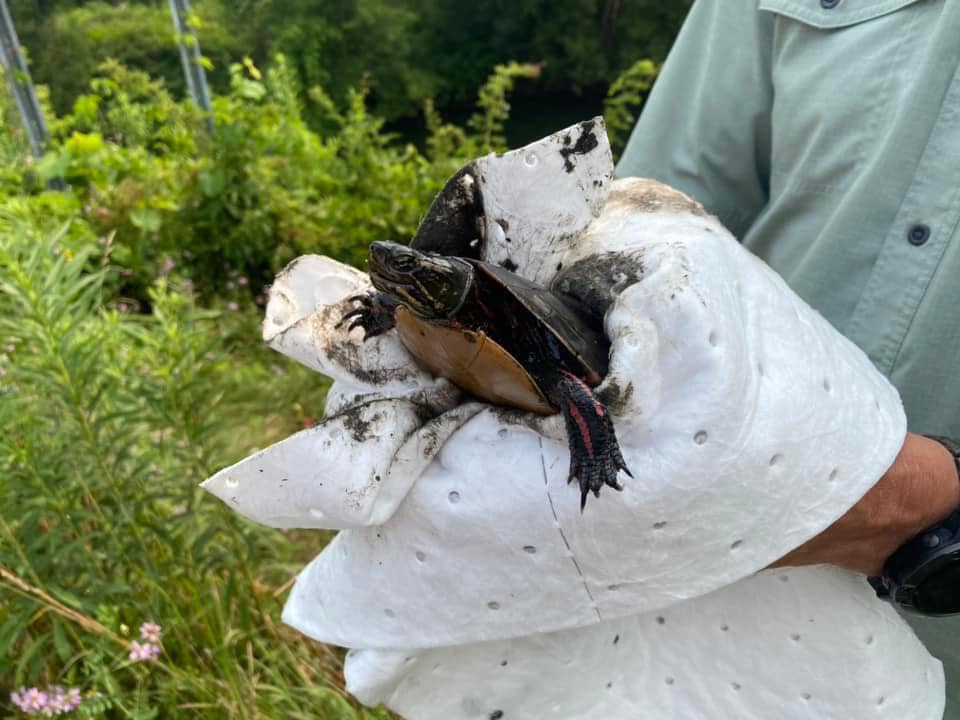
(0, 0), (48, 158)
(168, 0), (213, 129)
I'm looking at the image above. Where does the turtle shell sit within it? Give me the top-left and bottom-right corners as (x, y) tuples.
(393, 259), (610, 415)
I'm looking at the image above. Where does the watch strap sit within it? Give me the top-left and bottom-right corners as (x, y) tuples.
(869, 435), (960, 613)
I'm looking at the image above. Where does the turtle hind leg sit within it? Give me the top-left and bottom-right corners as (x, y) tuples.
(547, 370), (631, 511)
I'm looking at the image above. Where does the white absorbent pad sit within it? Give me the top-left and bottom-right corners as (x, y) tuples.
(202, 120), (941, 719)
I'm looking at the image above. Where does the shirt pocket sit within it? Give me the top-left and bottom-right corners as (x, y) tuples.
(758, 0), (926, 29)
(758, 0), (931, 189)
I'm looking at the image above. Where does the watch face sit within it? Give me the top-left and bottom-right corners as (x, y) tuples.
(911, 554), (960, 616)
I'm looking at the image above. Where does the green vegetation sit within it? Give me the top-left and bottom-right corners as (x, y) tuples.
(0, 2), (681, 716)
(8, 0), (690, 132)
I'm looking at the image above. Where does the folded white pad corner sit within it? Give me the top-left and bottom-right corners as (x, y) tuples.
(202, 119), (943, 719)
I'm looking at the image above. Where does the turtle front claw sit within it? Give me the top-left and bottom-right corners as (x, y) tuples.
(337, 292), (398, 340)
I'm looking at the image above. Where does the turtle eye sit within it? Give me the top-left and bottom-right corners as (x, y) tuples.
(391, 254), (418, 272)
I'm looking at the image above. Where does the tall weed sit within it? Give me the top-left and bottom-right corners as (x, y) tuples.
(0, 220), (373, 718)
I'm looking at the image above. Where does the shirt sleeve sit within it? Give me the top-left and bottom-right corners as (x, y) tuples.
(616, 0), (774, 238)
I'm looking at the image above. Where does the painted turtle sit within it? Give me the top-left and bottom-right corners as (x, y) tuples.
(340, 240), (631, 510)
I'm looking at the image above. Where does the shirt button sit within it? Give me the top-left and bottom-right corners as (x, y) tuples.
(820, 0), (840, 8)
(907, 224), (931, 246)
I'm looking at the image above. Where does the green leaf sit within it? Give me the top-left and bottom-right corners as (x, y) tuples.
(238, 79), (266, 101)
(129, 207), (162, 233)
(198, 167), (226, 197)
(35, 150), (72, 183)
(52, 619), (71, 660)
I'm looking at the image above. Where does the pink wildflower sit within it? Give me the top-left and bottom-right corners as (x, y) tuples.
(139, 621), (162, 643)
(160, 256), (176, 275)
(11, 685), (83, 716)
(45, 686), (82, 715)
(128, 640), (161, 662)
(227, 302), (239, 311)
(238, 276), (248, 286)
(11, 686), (48, 713)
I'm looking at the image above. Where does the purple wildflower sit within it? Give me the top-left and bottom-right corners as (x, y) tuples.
(11, 685), (83, 716)
(45, 686), (82, 715)
(63, 688), (82, 713)
(139, 621), (162, 643)
(128, 640), (161, 662)
(11, 686), (48, 713)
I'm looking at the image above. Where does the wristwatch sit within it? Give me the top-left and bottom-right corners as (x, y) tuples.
(868, 436), (960, 616)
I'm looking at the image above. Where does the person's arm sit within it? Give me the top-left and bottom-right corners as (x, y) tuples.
(620, 0), (960, 580)
(772, 433), (960, 576)
(616, 0), (774, 239)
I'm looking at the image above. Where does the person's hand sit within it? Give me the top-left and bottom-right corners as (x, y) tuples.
(772, 433), (960, 576)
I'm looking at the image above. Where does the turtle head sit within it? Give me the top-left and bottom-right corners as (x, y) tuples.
(368, 241), (474, 319)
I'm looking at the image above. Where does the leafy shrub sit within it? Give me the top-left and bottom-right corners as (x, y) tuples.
(603, 58), (660, 157)
(0, 219), (384, 718)
(5, 56), (555, 305)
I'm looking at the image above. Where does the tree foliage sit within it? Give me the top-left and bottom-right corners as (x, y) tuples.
(9, 0), (689, 129)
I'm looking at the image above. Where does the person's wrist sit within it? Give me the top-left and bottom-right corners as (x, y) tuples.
(885, 435), (960, 541)
(772, 433), (960, 576)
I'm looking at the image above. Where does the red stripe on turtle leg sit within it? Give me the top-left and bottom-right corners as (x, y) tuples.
(560, 369), (605, 417)
(566, 400), (595, 459)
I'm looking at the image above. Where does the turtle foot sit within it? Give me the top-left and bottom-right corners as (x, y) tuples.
(337, 292), (398, 340)
(552, 370), (631, 511)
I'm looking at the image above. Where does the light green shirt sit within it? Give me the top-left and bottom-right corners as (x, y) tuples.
(617, 0), (960, 714)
